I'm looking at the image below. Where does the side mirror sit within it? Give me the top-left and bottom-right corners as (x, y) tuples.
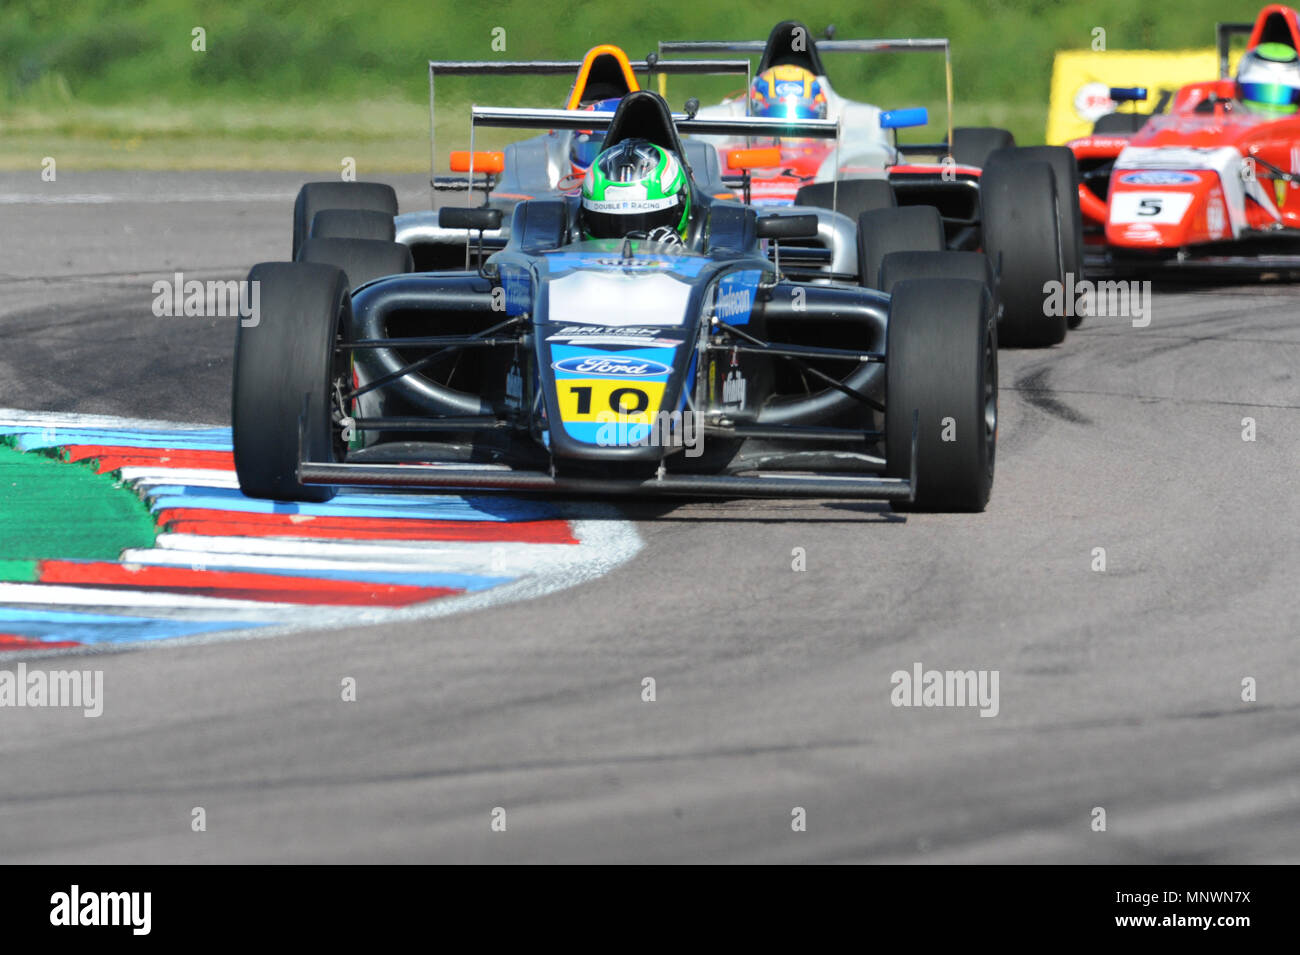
(449, 150), (505, 174)
(880, 107), (929, 130)
(1109, 86), (1149, 103)
(727, 146), (782, 170)
(439, 207), (503, 231)
(756, 214), (819, 240)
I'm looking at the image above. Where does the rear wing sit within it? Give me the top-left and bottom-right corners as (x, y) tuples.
(1216, 21), (1254, 78)
(468, 106), (839, 138)
(428, 56), (752, 190)
(460, 104), (837, 179)
(452, 105), (838, 198)
(657, 37), (955, 153)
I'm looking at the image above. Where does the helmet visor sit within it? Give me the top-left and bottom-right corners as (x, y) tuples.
(1240, 81), (1300, 111)
(753, 97), (826, 120)
(571, 132), (605, 169)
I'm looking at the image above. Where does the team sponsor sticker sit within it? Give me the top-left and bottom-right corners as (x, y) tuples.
(1206, 192), (1228, 238)
(499, 264), (532, 316)
(542, 251), (708, 278)
(553, 355), (672, 377)
(711, 270), (763, 325)
(1119, 171), (1198, 186)
(545, 325), (684, 345)
(581, 195), (681, 214)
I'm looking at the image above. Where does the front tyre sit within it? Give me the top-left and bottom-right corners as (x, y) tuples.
(885, 279), (997, 512)
(232, 262), (351, 502)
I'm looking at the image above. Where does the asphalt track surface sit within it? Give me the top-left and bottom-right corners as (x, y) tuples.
(0, 171), (1297, 863)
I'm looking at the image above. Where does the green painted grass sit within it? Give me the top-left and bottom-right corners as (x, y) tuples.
(0, 444), (157, 562)
(0, 558), (38, 583)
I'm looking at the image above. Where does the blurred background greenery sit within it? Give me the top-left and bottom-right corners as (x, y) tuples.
(0, 0), (1266, 169)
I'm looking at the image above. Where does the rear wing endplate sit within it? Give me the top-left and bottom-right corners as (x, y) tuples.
(1216, 21), (1254, 78)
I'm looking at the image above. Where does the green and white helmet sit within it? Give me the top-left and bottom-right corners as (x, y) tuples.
(580, 138), (691, 241)
(1237, 42), (1300, 114)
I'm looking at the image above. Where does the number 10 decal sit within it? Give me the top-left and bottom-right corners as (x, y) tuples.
(559, 380), (664, 422)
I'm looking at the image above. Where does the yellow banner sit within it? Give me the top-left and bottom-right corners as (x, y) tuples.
(1046, 49), (1243, 144)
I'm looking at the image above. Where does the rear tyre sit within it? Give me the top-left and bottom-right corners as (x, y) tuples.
(233, 262), (351, 502)
(856, 206), (945, 290)
(979, 160), (1066, 347)
(292, 182), (399, 258)
(296, 237), (413, 290)
(795, 179), (895, 221)
(309, 208), (397, 244)
(989, 145), (1084, 328)
(885, 279), (996, 512)
(948, 126), (1016, 168)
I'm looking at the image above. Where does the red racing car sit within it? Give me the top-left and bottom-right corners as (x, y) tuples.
(1069, 4), (1300, 273)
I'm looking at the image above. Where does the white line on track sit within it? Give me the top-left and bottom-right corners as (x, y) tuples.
(0, 581), (294, 612)
(152, 533), (581, 571)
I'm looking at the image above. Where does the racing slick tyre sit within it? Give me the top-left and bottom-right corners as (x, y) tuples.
(885, 278), (996, 512)
(309, 208), (397, 244)
(949, 127), (1015, 168)
(978, 160), (1066, 347)
(856, 205), (945, 290)
(296, 237), (414, 291)
(1092, 111), (1148, 134)
(795, 179), (895, 220)
(878, 250), (993, 296)
(292, 182), (399, 258)
(232, 262), (351, 503)
(989, 145), (1085, 328)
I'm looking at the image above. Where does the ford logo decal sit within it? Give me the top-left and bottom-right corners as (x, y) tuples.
(553, 355), (671, 377)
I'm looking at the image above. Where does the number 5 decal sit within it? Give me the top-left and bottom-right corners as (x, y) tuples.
(1137, 197), (1163, 216)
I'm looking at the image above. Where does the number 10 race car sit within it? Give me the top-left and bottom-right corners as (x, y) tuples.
(232, 91), (998, 512)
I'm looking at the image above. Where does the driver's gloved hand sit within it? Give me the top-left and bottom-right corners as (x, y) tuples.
(646, 225), (684, 247)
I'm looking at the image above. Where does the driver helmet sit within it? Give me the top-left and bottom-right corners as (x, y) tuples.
(569, 97), (622, 177)
(1236, 42), (1300, 114)
(749, 64), (828, 120)
(580, 138), (691, 242)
